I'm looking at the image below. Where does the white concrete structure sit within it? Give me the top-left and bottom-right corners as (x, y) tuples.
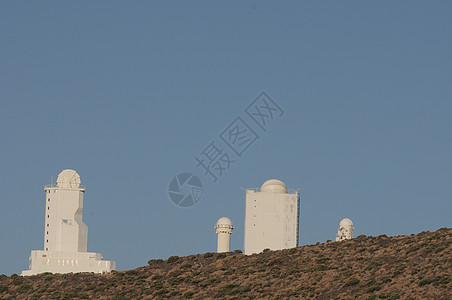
(22, 169), (115, 275)
(215, 217), (233, 253)
(335, 218), (354, 241)
(244, 179), (300, 255)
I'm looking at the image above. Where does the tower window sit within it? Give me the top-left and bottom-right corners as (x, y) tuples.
(47, 224), (49, 227)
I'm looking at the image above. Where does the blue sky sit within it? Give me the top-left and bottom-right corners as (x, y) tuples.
(0, 1), (451, 275)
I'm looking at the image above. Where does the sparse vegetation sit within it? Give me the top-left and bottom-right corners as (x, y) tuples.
(203, 252), (215, 258)
(167, 256), (180, 263)
(1, 228), (450, 299)
(343, 277), (360, 287)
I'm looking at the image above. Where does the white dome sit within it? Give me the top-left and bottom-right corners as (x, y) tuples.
(56, 169), (81, 188)
(216, 217), (232, 226)
(260, 179), (287, 193)
(339, 218), (353, 227)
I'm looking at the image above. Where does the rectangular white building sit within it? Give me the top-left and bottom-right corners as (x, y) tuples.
(244, 179), (300, 255)
(22, 169), (115, 275)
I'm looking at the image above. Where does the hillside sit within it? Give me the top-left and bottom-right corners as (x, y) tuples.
(1, 228), (451, 299)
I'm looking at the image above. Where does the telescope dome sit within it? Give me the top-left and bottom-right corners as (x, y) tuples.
(216, 217), (232, 226)
(56, 169), (81, 188)
(260, 179), (287, 193)
(339, 218), (353, 227)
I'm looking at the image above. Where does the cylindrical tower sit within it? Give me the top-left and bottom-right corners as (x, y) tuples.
(335, 218), (354, 241)
(215, 217), (233, 253)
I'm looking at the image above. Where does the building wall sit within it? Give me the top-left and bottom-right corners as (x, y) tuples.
(22, 251), (115, 276)
(44, 187), (88, 252)
(217, 233), (231, 253)
(244, 190), (299, 255)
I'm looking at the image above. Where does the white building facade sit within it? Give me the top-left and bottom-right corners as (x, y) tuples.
(244, 179), (300, 255)
(22, 169), (115, 275)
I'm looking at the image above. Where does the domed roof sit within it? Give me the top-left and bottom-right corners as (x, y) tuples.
(216, 217), (232, 226)
(56, 169), (81, 188)
(339, 218), (353, 227)
(260, 179), (287, 193)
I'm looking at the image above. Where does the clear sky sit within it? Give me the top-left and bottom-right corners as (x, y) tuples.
(1, 1), (451, 275)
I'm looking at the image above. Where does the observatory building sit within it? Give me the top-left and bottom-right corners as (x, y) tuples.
(22, 169), (115, 276)
(215, 217), (233, 253)
(335, 218), (354, 241)
(244, 179), (300, 255)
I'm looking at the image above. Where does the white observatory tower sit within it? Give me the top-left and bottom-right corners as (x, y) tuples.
(335, 218), (354, 241)
(215, 217), (233, 253)
(22, 169), (115, 275)
(244, 179), (300, 255)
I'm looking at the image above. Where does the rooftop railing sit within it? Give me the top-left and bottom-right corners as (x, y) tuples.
(242, 187), (300, 194)
(44, 184), (86, 189)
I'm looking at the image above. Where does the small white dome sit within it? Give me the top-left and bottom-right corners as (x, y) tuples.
(216, 217), (232, 226)
(340, 218), (353, 227)
(260, 179), (287, 193)
(56, 169), (81, 188)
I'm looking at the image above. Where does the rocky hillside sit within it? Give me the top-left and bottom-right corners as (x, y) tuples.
(1, 228), (451, 299)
